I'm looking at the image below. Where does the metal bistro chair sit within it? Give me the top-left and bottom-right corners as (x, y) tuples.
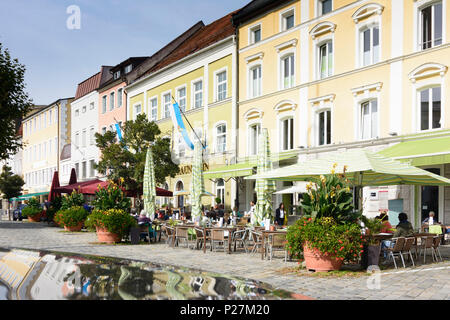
(385, 237), (406, 269)
(419, 236), (435, 263)
(193, 227), (209, 250)
(400, 237), (416, 267)
(232, 228), (248, 253)
(164, 225), (176, 247)
(267, 233), (288, 262)
(250, 230), (263, 255)
(210, 229), (229, 253)
(432, 235), (443, 262)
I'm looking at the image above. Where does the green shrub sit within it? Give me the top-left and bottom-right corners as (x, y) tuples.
(54, 206), (89, 227)
(85, 208), (136, 237)
(22, 197), (42, 218)
(286, 217), (364, 262)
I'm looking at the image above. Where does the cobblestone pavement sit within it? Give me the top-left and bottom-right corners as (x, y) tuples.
(0, 218), (449, 300)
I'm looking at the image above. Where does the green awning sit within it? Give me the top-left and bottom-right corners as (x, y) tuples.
(10, 191), (49, 202)
(378, 136), (450, 166)
(204, 162), (256, 179)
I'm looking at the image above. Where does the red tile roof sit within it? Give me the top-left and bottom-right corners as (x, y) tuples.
(139, 11), (237, 79)
(75, 66), (112, 100)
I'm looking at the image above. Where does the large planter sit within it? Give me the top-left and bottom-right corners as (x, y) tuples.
(27, 211), (44, 223)
(303, 245), (343, 272)
(96, 227), (121, 244)
(64, 222), (83, 232)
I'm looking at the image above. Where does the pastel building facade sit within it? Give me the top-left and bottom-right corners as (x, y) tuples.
(126, 13), (239, 210)
(232, 0), (450, 227)
(22, 98), (73, 195)
(71, 67), (112, 182)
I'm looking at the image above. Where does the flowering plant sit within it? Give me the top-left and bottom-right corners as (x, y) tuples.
(61, 189), (85, 210)
(54, 206), (88, 228)
(286, 217), (364, 262)
(85, 208), (136, 237)
(92, 179), (130, 211)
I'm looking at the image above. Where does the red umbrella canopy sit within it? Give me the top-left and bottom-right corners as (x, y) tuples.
(48, 171), (61, 203)
(54, 179), (102, 194)
(68, 168), (77, 185)
(80, 180), (173, 197)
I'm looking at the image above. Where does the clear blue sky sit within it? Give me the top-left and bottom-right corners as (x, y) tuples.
(0, 0), (249, 105)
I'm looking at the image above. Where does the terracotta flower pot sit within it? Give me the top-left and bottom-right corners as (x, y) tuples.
(96, 227), (121, 244)
(28, 211), (44, 223)
(64, 222), (83, 232)
(303, 245), (343, 272)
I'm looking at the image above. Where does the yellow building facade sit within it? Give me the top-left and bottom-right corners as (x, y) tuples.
(233, 0), (450, 226)
(22, 98), (73, 197)
(126, 14), (238, 211)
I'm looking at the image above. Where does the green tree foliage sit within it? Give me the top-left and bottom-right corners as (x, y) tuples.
(0, 43), (32, 160)
(94, 114), (179, 194)
(0, 165), (24, 200)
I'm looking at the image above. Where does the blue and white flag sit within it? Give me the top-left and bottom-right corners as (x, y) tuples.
(115, 123), (123, 142)
(170, 102), (194, 150)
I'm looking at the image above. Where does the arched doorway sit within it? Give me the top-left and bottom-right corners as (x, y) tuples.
(176, 181), (184, 209)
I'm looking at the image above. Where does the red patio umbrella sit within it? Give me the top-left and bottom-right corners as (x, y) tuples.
(80, 180), (173, 197)
(48, 171), (61, 203)
(54, 179), (103, 194)
(68, 168), (77, 185)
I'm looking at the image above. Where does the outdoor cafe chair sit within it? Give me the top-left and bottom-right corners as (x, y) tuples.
(163, 225), (176, 247)
(419, 236), (435, 263)
(385, 237), (406, 269)
(210, 229), (229, 253)
(250, 230), (263, 255)
(193, 227), (209, 250)
(400, 237), (416, 267)
(138, 223), (151, 244)
(266, 233), (288, 262)
(231, 229), (248, 253)
(432, 235), (443, 262)
(175, 227), (190, 248)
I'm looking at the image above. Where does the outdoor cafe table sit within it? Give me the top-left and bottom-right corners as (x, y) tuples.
(261, 229), (287, 260)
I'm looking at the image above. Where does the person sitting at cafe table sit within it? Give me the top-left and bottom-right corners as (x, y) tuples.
(379, 211), (394, 234)
(232, 206), (242, 218)
(138, 211), (152, 225)
(381, 212), (414, 261)
(422, 211), (437, 225)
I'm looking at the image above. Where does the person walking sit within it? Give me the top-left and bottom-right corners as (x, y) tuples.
(275, 203), (286, 226)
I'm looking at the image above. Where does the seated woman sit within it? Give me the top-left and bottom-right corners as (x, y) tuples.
(381, 212), (414, 262)
(379, 212), (394, 234)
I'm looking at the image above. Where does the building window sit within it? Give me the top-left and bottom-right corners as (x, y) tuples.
(134, 103), (142, 120)
(319, 41), (333, 79)
(90, 127), (95, 145)
(124, 64), (132, 74)
(215, 124), (226, 153)
(150, 98), (158, 121)
(49, 110), (52, 125)
(281, 118), (294, 151)
(82, 106), (86, 113)
(318, 110), (331, 146)
(82, 161), (86, 179)
(361, 25), (380, 66)
(250, 25), (261, 44)
(193, 80), (203, 109)
(249, 123), (261, 156)
(113, 70), (121, 80)
(90, 102), (94, 110)
(319, 0), (332, 15)
(43, 113), (46, 128)
(117, 89), (123, 108)
(75, 132), (79, 147)
(216, 179), (225, 206)
(102, 95), (107, 113)
(75, 109), (79, 117)
(282, 9), (295, 31)
(281, 55), (295, 89)
(75, 163), (79, 177)
(420, 1), (443, 50)
(419, 86), (441, 131)
(360, 100), (378, 140)
(163, 93), (171, 119)
(89, 160), (95, 177)
(43, 142), (46, 159)
(177, 87), (186, 112)
(82, 130), (86, 148)
(249, 65), (262, 98)
(110, 92), (115, 111)
(49, 139), (52, 155)
(216, 71), (227, 101)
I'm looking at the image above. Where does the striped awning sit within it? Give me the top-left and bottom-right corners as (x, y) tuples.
(246, 148), (450, 186)
(10, 192), (49, 202)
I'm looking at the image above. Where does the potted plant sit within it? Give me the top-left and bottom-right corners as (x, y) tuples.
(54, 206), (89, 232)
(85, 180), (135, 244)
(46, 196), (62, 224)
(21, 197), (44, 222)
(360, 216), (383, 268)
(286, 164), (363, 272)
